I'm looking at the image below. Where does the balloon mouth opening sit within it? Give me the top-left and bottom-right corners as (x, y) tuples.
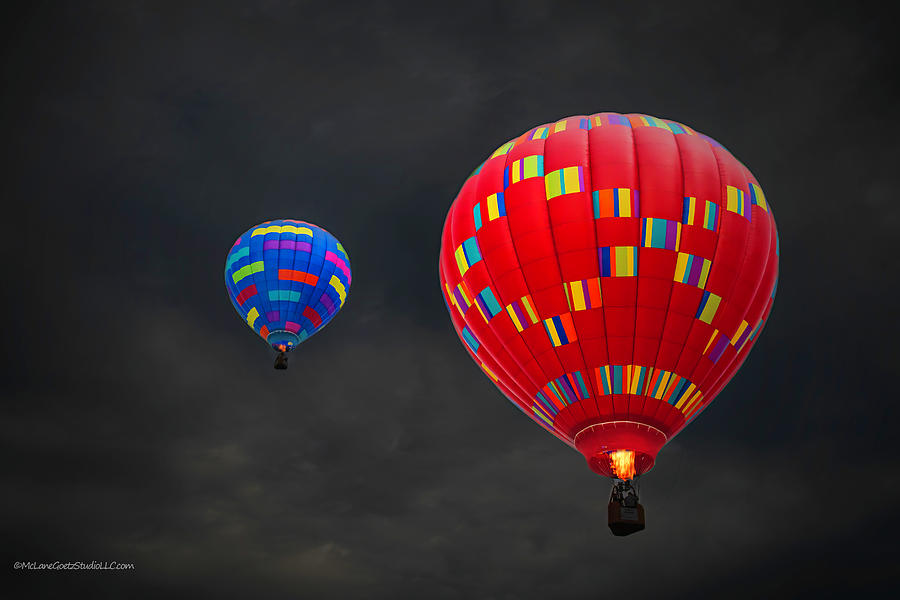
(573, 421), (668, 478)
(266, 330), (301, 352)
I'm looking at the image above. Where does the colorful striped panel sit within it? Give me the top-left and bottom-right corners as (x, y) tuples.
(626, 365), (650, 395)
(505, 295), (539, 332)
(246, 306), (260, 328)
(674, 252), (712, 288)
(269, 290), (302, 302)
(529, 127), (549, 140)
(606, 114), (632, 127)
(461, 325), (479, 354)
(490, 141), (515, 159)
(473, 286), (503, 322)
(553, 120), (567, 134)
(232, 261), (265, 284)
(730, 320), (751, 352)
(545, 166), (586, 200)
(578, 117), (591, 130)
(537, 371), (591, 413)
(504, 155), (545, 187)
(531, 402), (556, 427)
(329, 274), (347, 306)
(543, 313), (577, 347)
(564, 278), (602, 311)
(641, 218), (681, 251)
(450, 280), (474, 316)
(749, 182), (769, 212)
(278, 269), (320, 285)
(480, 361), (499, 382)
(704, 329), (730, 363)
(251, 224), (313, 237)
(225, 246), (249, 270)
(593, 188), (639, 218)
(454, 236), (483, 277)
(235, 284), (257, 305)
(599, 246), (638, 277)
(664, 120), (695, 135)
(695, 290), (722, 324)
(726, 185), (749, 219)
(633, 115), (669, 129)
(682, 197), (719, 231)
(486, 192), (506, 221)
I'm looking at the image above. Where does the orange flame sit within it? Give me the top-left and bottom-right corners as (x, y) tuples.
(608, 450), (636, 480)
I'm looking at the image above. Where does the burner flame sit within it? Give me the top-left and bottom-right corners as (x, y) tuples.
(608, 449), (636, 480)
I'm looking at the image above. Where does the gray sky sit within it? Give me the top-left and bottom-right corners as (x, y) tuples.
(3, 1), (898, 598)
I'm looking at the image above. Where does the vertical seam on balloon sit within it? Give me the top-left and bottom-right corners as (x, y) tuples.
(568, 115), (604, 418)
(625, 115), (642, 422)
(644, 125), (688, 421)
(476, 124), (591, 434)
(252, 220), (275, 338)
(445, 147), (569, 439)
(531, 119), (599, 430)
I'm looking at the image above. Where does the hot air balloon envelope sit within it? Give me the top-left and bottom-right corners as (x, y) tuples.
(438, 113), (778, 477)
(225, 219), (351, 357)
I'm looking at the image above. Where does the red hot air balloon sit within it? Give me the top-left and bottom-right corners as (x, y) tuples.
(438, 113), (778, 533)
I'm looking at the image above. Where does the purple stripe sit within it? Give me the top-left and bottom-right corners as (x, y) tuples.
(633, 191), (640, 217)
(734, 327), (751, 349)
(710, 336), (729, 363)
(558, 377), (578, 404)
(320, 293), (335, 313)
(263, 239), (312, 251)
(266, 311), (280, 322)
(452, 287), (467, 309)
(511, 302), (528, 326)
(665, 221), (677, 250)
(475, 295), (490, 318)
(687, 256), (704, 286)
(581, 281), (592, 309)
(578, 167), (585, 191)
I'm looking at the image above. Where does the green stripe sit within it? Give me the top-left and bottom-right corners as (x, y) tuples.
(232, 260), (265, 284)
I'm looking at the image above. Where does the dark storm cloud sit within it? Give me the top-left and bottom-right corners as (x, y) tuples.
(3, 1), (898, 598)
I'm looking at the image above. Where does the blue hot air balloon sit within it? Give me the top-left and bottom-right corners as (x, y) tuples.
(224, 219), (351, 369)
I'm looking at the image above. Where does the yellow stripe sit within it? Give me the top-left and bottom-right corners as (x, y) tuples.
(455, 246), (469, 276)
(698, 293), (721, 324)
(675, 253), (689, 282)
(731, 320), (749, 345)
(522, 296), (538, 324)
(545, 172), (562, 200)
(553, 120), (567, 133)
(675, 383), (696, 409)
(506, 305), (524, 332)
(689, 198), (697, 224)
(490, 141), (514, 158)
(563, 166), (581, 192)
(544, 318), (562, 346)
(644, 218), (654, 246)
(683, 390), (703, 413)
(481, 362), (498, 382)
(593, 116), (602, 127)
(523, 155), (540, 179)
(571, 282), (585, 311)
(698, 259), (711, 288)
(246, 306), (259, 327)
(654, 372), (671, 399)
(329, 275), (347, 303)
(487, 194), (500, 220)
(704, 329), (719, 354)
